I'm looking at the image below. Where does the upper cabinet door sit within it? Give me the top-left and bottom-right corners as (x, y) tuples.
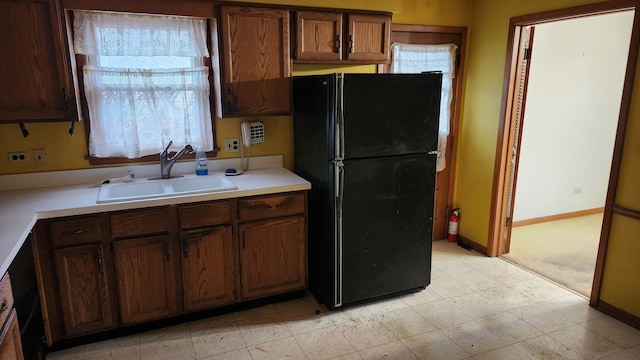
(346, 13), (391, 63)
(0, 0), (74, 124)
(218, 6), (291, 117)
(295, 10), (343, 61)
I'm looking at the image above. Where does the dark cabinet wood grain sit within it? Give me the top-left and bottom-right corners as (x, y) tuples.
(217, 5), (291, 117)
(180, 226), (235, 311)
(113, 235), (178, 324)
(239, 216), (307, 300)
(53, 245), (114, 336)
(294, 10), (391, 64)
(0, 0), (74, 123)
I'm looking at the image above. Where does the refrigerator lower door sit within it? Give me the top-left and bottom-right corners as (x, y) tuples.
(339, 154), (435, 306)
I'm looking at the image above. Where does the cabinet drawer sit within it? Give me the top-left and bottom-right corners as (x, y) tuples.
(110, 208), (170, 238)
(238, 193), (305, 222)
(0, 274), (14, 329)
(49, 216), (103, 247)
(179, 201), (231, 229)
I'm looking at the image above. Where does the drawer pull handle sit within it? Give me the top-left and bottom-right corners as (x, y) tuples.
(62, 228), (90, 236)
(0, 300), (7, 313)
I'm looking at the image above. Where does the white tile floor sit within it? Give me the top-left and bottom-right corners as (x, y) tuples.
(47, 241), (640, 360)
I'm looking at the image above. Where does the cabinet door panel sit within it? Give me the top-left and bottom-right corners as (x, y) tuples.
(219, 6), (291, 116)
(0, 0), (70, 123)
(53, 245), (113, 336)
(0, 309), (24, 360)
(346, 13), (391, 62)
(181, 226), (235, 311)
(113, 235), (177, 324)
(295, 11), (342, 61)
(239, 216), (306, 300)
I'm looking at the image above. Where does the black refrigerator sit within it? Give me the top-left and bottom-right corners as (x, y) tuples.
(293, 73), (442, 309)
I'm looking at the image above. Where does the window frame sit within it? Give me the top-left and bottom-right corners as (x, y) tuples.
(59, 0), (219, 165)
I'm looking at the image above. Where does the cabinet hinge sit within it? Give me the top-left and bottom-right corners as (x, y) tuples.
(294, 47), (298, 59)
(523, 48), (532, 60)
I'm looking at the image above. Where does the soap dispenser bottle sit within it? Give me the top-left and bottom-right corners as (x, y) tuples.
(194, 149), (208, 175)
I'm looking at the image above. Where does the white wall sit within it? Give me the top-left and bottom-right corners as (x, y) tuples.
(513, 11), (634, 222)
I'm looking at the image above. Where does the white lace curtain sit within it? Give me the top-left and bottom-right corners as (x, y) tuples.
(391, 42), (458, 172)
(73, 10), (213, 158)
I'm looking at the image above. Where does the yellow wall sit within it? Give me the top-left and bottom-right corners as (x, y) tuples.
(0, 0), (471, 175)
(601, 49), (640, 316)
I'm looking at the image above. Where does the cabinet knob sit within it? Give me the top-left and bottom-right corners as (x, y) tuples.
(348, 34), (353, 53)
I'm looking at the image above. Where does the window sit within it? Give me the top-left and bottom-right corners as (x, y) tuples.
(72, 10), (214, 161)
(390, 42), (458, 172)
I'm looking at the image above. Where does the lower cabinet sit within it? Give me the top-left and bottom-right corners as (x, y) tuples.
(0, 309), (23, 360)
(31, 192), (307, 346)
(240, 217), (307, 300)
(0, 274), (23, 360)
(113, 235), (178, 324)
(180, 226), (235, 311)
(53, 244), (113, 335)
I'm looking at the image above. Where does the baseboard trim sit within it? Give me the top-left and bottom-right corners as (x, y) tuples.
(512, 207), (604, 227)
(594, 300), (640, 330)
(457, 235), (489, 256)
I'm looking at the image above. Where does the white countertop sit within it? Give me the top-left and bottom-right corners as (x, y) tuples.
(0, 155), (310, 277)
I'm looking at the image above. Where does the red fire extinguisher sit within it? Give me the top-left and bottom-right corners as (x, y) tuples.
(448, 208), (460, 242)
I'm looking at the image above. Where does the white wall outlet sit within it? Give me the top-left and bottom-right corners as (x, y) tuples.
(8, 152), (28, 163)
(573, 186), (582, 194)
(224, 138), (240, 152)
(33, 148), (47, 166)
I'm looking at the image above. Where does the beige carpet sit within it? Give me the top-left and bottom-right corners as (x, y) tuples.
(502, 213), (602, 297)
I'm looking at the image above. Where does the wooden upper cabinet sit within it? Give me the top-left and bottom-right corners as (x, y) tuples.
(217, 5), (291, 117)
(347, 13), (391, 62)
(0, 0), (74, 124)
(294, 10), (343, 61)
(294, 10), (391, 64)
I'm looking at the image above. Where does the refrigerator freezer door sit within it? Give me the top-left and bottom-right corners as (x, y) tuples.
(340, 154), (435, 305)
(341, 73), (442, 159)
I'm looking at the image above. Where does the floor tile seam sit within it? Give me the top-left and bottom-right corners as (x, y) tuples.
(294, 323), (359, 359)
(283, 318), (336, 336)
(572, 321), (639, 350)
(188, 317), (241, 336)
(499, 256), (591, 299)
(472, 313), (545, 346)
(354, 339), (415, 359)
(83, 342), (143, 358)
(336, 317), (399, 353)
(510, 310), (576, 335)
(546, 326), (624, 360)
(401, 328), (473, 358)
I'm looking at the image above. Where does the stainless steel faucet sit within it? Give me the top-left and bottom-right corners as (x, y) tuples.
(159, 141), (195, 179)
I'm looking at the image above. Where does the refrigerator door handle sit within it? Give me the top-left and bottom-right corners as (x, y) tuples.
(336, 74), (345, 160)
(333, 159), (344, 307)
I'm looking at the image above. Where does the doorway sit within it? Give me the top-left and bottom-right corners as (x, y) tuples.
(502, 11), (634, 297)
(488, 1), (639, 301)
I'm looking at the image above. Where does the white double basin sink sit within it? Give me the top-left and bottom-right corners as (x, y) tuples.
(97, 174), (237, 203)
